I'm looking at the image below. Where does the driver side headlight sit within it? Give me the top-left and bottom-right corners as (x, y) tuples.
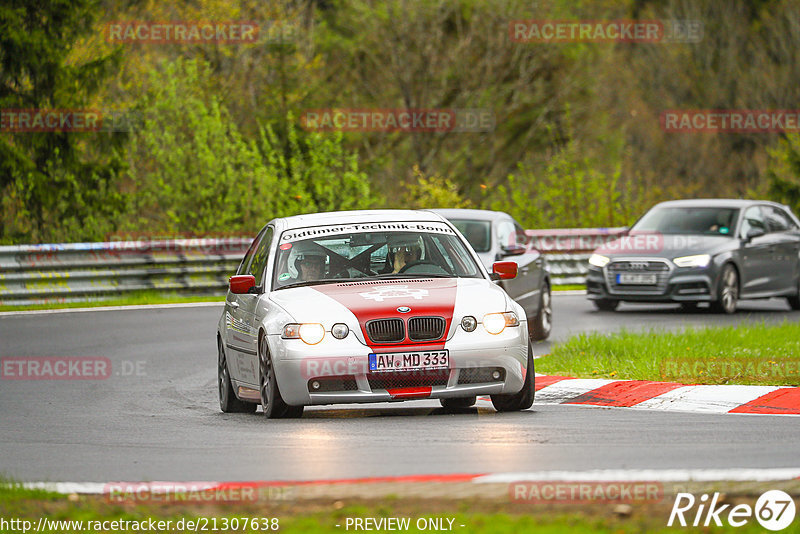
(588, 254), (610, 268)
(482, 312), (519, 335)
(673, 254), (711, 268)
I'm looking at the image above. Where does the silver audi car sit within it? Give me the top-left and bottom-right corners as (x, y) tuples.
(586, 199), (800, 313)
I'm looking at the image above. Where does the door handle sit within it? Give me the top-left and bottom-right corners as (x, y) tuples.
(228, 301), (239, 309)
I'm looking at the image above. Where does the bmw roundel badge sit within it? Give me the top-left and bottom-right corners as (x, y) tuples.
(397, 306), (411, 313)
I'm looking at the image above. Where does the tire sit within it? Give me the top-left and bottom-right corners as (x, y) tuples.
(593, 298), (619, 312)
(491, 343), (534, 412)
(787, 277), (800, 310)
(218, 338), (256, 413)
(529, 282), (552, 341)
(710, 264), (739, 314)
(259, 333), (303, 419)
(440, 396), (476, 410)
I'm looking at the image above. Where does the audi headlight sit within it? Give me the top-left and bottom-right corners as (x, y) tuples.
(482, 312), (519, 335)
(673, 254), (711, 268)
(589, 254), (610, 268)
(282, 323), (325, 345)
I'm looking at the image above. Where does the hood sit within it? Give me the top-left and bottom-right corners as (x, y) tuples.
(595, 233), (736, 259)
(269, 277), (509, 347)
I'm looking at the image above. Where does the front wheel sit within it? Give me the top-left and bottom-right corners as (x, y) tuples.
(491, 343), (534, 412)
(218, 338), (256, 413)
(710, 264), (738, 314)
(787, 277), (800, 310)
(259, 333), (303, 419)
(529, 283), (552, 341)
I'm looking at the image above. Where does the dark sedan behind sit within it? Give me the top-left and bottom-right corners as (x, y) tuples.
(586, 199), (800, 313)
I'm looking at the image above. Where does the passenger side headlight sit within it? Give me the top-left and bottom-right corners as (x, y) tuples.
(589, 254), (610, 268)
(282, 323), (325, 345)
(673, 254), (711, 268)
(482, 312), (519, 335)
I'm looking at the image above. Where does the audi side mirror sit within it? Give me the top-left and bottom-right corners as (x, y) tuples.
(745, 227), (766, 242)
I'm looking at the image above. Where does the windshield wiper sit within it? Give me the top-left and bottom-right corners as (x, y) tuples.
(370, 273), (453, 279)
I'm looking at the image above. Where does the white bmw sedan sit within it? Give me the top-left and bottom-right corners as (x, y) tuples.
(217, 210), (533, 418)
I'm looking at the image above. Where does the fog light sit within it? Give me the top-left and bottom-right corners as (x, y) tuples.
(492, 370), (501, 380)
(461, 316), (477, 332)
(311, 380), (320, 390)
(331, 323), (349, 339)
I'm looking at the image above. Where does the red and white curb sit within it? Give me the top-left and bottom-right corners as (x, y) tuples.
(515, 375), (800, 415)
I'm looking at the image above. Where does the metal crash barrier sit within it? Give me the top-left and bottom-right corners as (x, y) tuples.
(0, 228), (626, 306)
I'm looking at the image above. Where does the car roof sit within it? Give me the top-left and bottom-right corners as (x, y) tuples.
(428, 208), (512, 222)
(652, 198), (787, 209)
(276, 209), (449, 230)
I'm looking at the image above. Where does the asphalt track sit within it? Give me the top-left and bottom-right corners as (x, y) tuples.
(1, 295), (799, 482)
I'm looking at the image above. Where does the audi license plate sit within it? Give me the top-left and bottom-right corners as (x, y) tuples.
(617, 273), (657, 285)
(369, 350), (449, 372)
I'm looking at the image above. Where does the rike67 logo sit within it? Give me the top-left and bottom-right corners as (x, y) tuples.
(668, 491), (796, 531)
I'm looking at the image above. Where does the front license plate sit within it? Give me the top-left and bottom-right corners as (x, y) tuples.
(369, 350), (449, 372)
(616, 273), (657, 285)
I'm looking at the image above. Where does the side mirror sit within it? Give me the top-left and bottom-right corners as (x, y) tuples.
(229, 274), (256, 294)
(745, 227), (766, 242)
(492, 261), (518, 280)
(501, 244), (526, 257)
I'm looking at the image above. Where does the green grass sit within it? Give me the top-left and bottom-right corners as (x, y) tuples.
(536, 321), (800, 386)
(552, 284), (586, 291)
(0, 483), (781, 534)
(0, 291), (224, 312)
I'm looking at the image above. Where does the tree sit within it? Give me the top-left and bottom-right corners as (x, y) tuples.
(0, 0), (125, 243)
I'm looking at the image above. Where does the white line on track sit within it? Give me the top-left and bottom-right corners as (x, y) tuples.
(0, 301), (224, 317)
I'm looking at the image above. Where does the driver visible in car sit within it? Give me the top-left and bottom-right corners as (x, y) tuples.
(385, 235), (423, 274)
(293, 244), (327, 282)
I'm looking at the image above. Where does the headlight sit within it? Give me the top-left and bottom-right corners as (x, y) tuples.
(588, 254), (610, 268)
(482, 312), (519, 335)
(282, 323), (325, 345)
(331, 323), (349, 339)
(673, 254), (711, 268)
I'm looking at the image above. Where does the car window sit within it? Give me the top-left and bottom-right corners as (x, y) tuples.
(236, 226), (267, 275)
(513, 223), (528, 247)
(448, 219), (491, 253)
(496, 220), (516, 249)
(248, 226), (274, 286)
(632, 207), (739, 235)
(764, 206), (798, 232)
(740, 206), (767, 237)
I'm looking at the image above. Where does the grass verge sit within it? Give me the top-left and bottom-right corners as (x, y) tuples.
(0, 291), (224, 312)
(552, 284), (586, 292)
(536, 321), (800, 386)
(0, 483), (785, 534)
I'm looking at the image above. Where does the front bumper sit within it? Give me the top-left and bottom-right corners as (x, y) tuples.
(586, 262), (718, 303)
(268, 322), (529, 406)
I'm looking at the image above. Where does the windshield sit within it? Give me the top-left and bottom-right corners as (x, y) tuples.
(272, 221), (483, 290)
(631, 207), (740, 236)
(448, 219), (492, 253)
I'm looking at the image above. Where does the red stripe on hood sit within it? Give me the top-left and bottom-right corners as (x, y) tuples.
(313, 279), (457, 352)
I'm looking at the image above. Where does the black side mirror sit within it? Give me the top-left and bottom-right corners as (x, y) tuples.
(500, 244), (526, 257)
(745, 227), (766, 242)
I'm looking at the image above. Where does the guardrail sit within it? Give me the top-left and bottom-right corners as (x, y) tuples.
(0, 228), (626, 306)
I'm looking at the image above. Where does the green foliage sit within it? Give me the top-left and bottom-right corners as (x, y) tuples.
(122, 58), (376, 236)
(398, 165), (471, 210)
(767, 134), (800, 215)
(0, 0), (125, 243)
